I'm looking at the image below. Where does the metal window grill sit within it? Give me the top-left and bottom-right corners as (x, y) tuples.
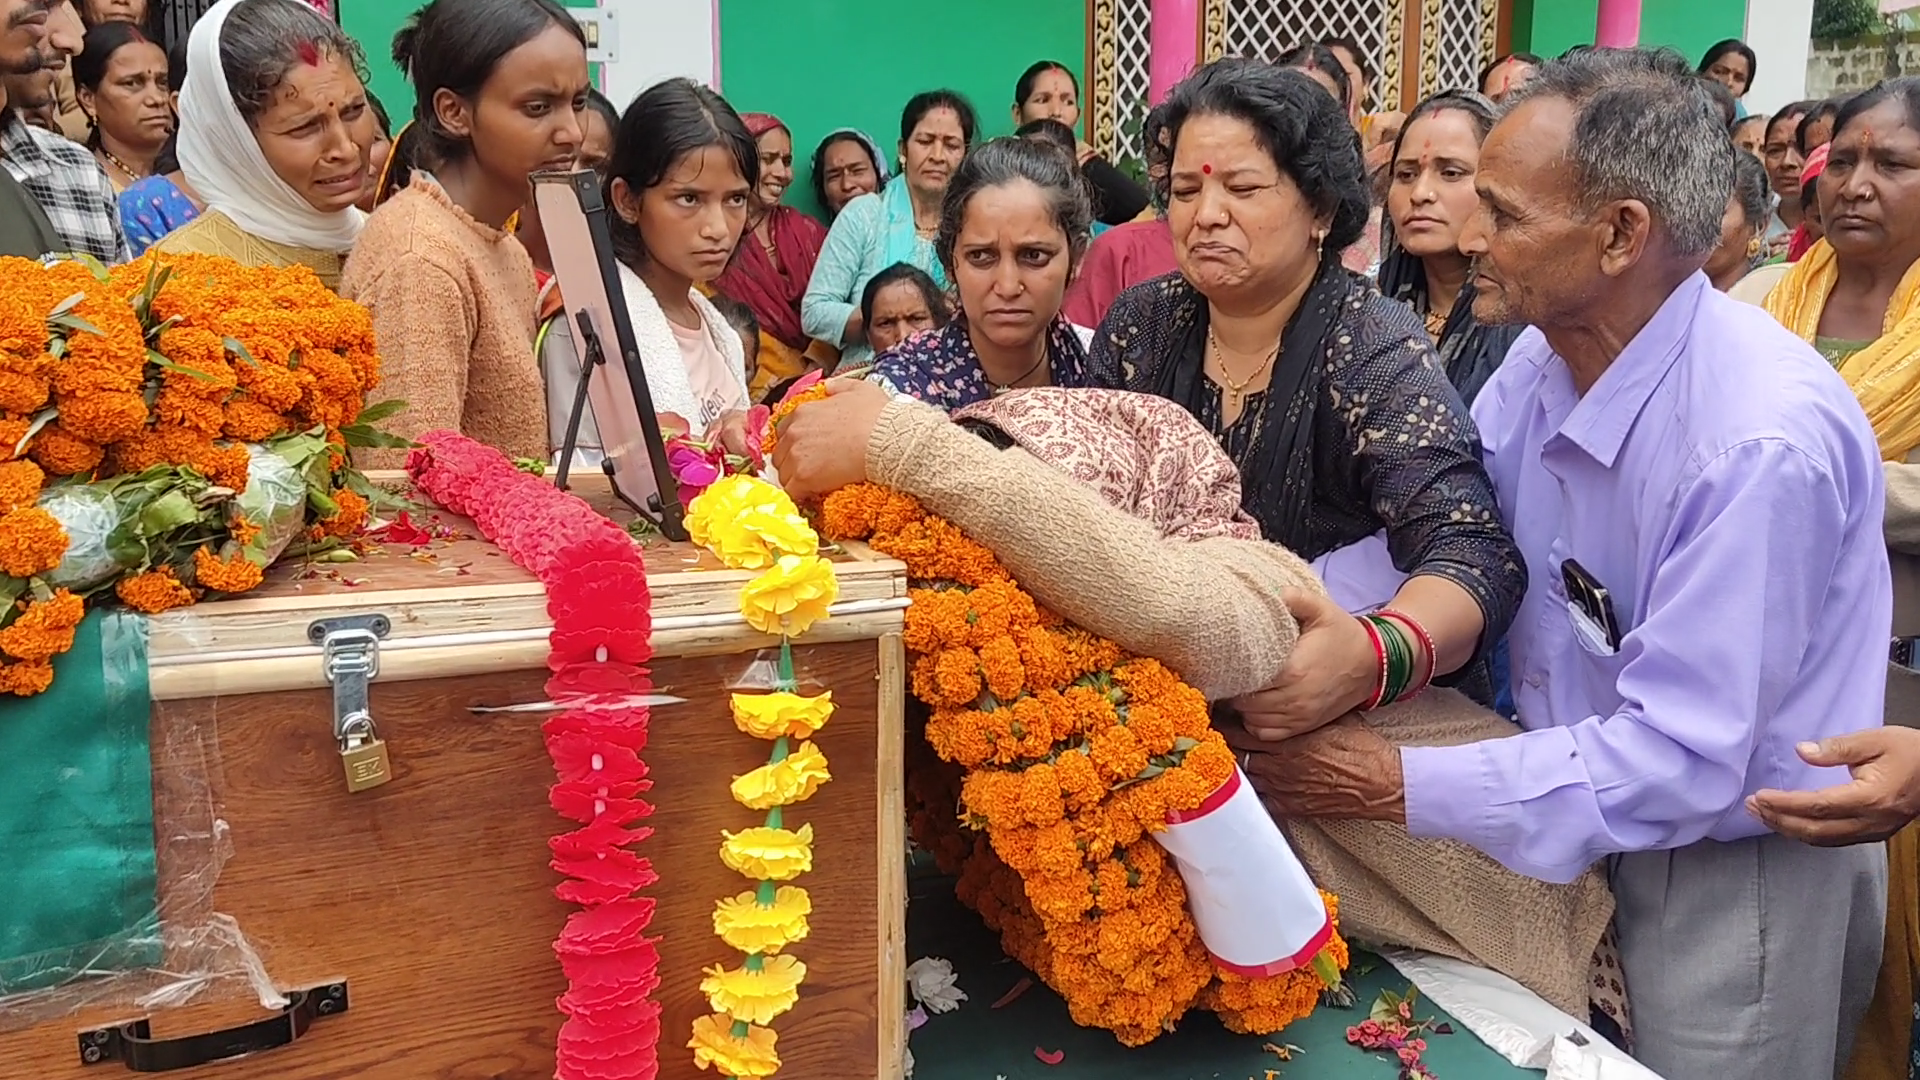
(1110, 0), (1153, 168)
(1433, 0), (1496, 96)
(152, 0), (340, 53)
(1221, 0), (1395, 112)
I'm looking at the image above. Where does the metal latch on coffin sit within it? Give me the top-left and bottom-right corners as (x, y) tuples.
(308, 615), (392, 793)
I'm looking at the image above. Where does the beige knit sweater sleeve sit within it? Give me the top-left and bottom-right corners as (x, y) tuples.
(866, 400), (1318, 700)
(345, 252), (476, 467)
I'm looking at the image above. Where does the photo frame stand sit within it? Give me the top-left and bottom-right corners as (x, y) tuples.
(533, 169), (687, 542)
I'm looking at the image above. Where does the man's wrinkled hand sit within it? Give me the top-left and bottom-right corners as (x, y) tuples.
(1224, 716), (1406, 823)
(1748, 727), (1920, 846)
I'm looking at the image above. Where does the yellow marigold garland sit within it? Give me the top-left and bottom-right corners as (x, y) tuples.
(685, 475), (841, 1078)
(773, 412), (1345, 1043)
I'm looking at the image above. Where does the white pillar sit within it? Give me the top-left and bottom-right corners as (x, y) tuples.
(593, 0), (720, 109)
(1745, 0), (1816, 115)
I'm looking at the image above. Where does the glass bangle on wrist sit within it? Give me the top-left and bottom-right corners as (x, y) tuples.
(1360, 610), (1433, 709)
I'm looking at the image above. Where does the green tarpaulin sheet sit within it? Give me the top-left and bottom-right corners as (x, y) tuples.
(907, 871), (1542, 1080)
(0, 611), (160, 995)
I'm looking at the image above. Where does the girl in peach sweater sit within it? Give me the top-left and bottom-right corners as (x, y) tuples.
(341, 0), (589, 466)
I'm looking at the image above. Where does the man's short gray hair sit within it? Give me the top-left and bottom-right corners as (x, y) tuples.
(1510, 47), (1735, 259)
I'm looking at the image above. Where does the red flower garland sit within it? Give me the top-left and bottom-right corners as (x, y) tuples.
(409, 431), (662, 1080)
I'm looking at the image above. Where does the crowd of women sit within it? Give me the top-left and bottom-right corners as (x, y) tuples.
(13, 0), (1920, 1076)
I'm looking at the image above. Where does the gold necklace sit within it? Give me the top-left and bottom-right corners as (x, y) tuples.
(97, 146), (148, 182)
(1206, 326), (1280, 410)
(1423, 306), (1450, 342)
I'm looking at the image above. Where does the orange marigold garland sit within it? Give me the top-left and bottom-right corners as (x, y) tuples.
(0, 253), (400, 695)
(799, 465), (1346, 1044)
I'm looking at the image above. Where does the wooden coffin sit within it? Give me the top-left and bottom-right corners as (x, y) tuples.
(0, 477), (910, 1080)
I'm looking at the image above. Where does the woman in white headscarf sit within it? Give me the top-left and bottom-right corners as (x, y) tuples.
(152, 0), (373, 290)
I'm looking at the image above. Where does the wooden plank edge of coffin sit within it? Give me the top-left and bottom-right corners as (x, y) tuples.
(142, 471), (910, 701)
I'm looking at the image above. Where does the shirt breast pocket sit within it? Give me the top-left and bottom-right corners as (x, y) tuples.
(1565, 600), (1630, 703)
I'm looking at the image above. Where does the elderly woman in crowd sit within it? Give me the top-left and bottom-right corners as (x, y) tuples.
(866, 137), (1093, 409)
(1710, 150), (1774, 295)
(1761, 78), (1920, 1079)
(1089, 59), (1524, 718)
(803, 90), (975, 371)
(1010, 60), (1150, 226)
(154, 0), (372, 289)
(1762, 100), (1816, 253)
(715, 112), (831, 397)
(857, 262), (949, 362)
(72, 20), (171, 194)
(810, 128), (887, 221)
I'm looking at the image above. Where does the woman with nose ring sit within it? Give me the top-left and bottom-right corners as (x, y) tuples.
(864, 136), (1095, 410)
(802, 89), (976, 370)
(1376, 90), (1522, 407)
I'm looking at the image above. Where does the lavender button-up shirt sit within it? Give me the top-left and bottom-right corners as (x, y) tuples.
(1400, 274), (1891, 885)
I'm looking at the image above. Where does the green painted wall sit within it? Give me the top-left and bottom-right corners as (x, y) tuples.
(1518, 0), (1749, 65)
(337, 0), (595, 128)
(718, 0), (1087, 217)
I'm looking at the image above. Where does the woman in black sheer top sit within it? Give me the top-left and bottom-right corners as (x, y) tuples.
(1088, 59), (1525, 728)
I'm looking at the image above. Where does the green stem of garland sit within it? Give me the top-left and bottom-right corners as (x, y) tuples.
(745, 952), (765, 973)
(767, 805), (784, 830)
(777, 636), (796, 693)
(756, 879), (777, 906)
(769, 733), (791, 765)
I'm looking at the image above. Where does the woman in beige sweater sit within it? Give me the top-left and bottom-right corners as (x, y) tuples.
(341, 0), (590, 466)
(775, 378), (1622, 1032)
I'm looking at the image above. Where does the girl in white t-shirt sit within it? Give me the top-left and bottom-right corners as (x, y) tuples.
(597, 78), (755, 450)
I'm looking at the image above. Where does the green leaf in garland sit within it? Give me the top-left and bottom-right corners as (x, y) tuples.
(352, 399), (407, 425)
(343, 468), (414, 512)
(307, 486), (340, 519)
(339, 423), (417, 450)
(223, 336), (259, 368)
(136, 489), (203, 536)
(130, 261), (173, 329)
(146, 347), (220, 383)
(65, 251), (110, 283)
(47, 311), (101, 337)
(14, 407), (55, 457)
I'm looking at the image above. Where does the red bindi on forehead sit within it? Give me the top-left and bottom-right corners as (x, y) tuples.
(295, 41), (320, 67)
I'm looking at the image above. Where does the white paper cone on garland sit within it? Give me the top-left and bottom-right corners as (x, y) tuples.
(1152, 766), (1332, 976)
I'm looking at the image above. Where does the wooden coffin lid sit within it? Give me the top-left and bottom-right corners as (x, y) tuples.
(144, 473), (907, 701)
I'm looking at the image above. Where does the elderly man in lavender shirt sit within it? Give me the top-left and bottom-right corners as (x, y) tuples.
(1252, 49), (1889, 1080)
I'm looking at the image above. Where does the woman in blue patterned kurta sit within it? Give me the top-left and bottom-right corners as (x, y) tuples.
(865, 136), (1095, 412)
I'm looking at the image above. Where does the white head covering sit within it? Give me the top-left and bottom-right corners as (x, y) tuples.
(176, 0), (366, 252)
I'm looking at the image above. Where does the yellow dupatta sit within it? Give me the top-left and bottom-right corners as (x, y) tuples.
(1764, 240), (1920, 461)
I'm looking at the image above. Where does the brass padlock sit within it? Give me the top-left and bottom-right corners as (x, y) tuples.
(339, 720), (392, 793)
